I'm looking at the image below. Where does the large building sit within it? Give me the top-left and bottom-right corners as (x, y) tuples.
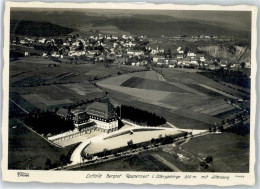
(87, 102), (118, 133)
(57, 100), (119, 133)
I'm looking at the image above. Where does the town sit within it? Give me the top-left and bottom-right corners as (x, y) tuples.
(11, 32), (250, 70)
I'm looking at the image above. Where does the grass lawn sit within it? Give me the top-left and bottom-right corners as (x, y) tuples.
(8, 120), (77, 170)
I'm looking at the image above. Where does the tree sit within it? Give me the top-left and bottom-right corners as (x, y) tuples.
(60, 155), (68, 166)
(213, 61), (219, 70)
(241, 62), (246, 69)
(151, 138), (156, 145)
(77, 41), (84, 51)
(227, 63), (232, 70)
(45, 159), (52, 169)
(127, 140), (133, 148)
(205, 155), (213, 163)
(103, 148), (108, 158)
(86, 154), (93, 160)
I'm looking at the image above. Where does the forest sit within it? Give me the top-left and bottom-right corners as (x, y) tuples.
(24, 112), (74, 136)
(118, 105), (166, 126)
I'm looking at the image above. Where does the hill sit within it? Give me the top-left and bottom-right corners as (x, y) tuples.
(10, 20), (74, 37)
(10, 11), (250, 38)
(95, 18), (249, 37)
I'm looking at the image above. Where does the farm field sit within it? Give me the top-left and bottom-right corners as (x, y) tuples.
(121, 77), (189, 93)
(97, 69), (239, 128)
(155, 68), (248, 99)
(182, 133), (249, 172)
(98, 70), (159, 86)
(170, 109), (222, 125)
(106, 88), (212, 129)
(10, 57), (147, 86)
(10, 82), (106, 111)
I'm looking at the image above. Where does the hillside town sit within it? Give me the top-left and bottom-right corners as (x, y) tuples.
(11, 33), (251, 70)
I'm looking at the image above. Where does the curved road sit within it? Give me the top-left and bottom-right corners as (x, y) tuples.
(69, 122), (207, 165)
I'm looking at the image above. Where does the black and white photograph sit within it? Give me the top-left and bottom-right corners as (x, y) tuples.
(2, 1), (257, 186)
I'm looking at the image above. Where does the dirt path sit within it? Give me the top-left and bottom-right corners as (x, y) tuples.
(151, 154), (182, 172)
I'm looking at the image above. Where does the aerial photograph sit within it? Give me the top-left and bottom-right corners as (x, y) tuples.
(8, 8), (251, 173)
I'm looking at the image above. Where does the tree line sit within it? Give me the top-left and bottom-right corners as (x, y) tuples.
(117, 105), (166, 126)
(199, 69), (250, 89)
(24, 112), (74, 136)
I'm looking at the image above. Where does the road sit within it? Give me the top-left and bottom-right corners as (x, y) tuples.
(69, 120), (207, 166)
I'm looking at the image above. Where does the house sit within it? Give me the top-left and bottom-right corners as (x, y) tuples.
(38, 38), (46, 43)
(153, 56), (165, 63)
(197, 54), (205, 62)
(187, 52), (196, 57)
(176, 47), (181, 52)
(56, 108), (73, 120)
(208, 64), (221, 70)
(182, 57), (191, 66)
(134, 51), (144, 56)
(127, 50), (135, 56)
(191, 59), (198, 66)
(245, 62), (251, 68)
(20, 40), (26, 45)
(177, 54), (183, 59)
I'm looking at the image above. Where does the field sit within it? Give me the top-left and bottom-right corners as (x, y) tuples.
(181, 133), (249, 172)
(10, 57), (147, 86)
(97, 69), (241, 128)
(10, 83), (106, 111)
(121, 77), (188, 93)
(156, 68), (249, 99)
(8, 119), (76, 169)
(9, 57), (148, 111)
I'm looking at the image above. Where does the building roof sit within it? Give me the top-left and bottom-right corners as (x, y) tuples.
(56, 108), (71, 117)
(86, 101), (116, 120)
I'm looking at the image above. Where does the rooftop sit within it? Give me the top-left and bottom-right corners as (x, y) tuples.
(87, 101), (116, 120)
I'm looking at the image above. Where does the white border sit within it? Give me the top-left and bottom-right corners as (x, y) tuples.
(2, 1), (258, 186)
